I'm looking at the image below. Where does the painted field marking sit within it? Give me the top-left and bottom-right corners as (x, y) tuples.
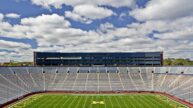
(92, 101), (105, 104)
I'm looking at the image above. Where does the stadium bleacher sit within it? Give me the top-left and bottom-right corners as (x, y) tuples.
(0, 66), (193, 105)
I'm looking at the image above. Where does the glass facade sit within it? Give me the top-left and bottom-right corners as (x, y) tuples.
(34, 52), (163, 66)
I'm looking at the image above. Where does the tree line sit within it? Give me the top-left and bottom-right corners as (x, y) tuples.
(164, 58), (193, 66)
(0, 61), (33, 66)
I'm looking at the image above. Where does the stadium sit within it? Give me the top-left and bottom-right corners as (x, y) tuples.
(1, 0), (193, 107)
(0, 52), (193, 108)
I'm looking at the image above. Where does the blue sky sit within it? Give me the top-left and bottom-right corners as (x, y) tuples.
(0, 0), (140, 48)
(0, 0), (193, 62)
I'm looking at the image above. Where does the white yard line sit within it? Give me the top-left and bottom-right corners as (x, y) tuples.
(83, 96), (88, 108)
(75, 95), (82, 108)
(90, 96), (94, 108)
(53, 96), (67, 108)
(113, 96), (122, 108)
(142, 95), (159, 108)
(147, 96), (166, 108)
(138, 95), (152, 108)
(118, 96), (129, 108)
(68, 96), (78, 108)
(108, 96), (114, 108)
(60, 95), (73, 108)
(41, 96), (57, 107)
(125, 95), (136, 108)
(103, 95), (107, 108)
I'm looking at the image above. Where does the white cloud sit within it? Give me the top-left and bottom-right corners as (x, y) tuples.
(154, 27), (193, 40)
(0, 39), (34, 62)
(127, 16), (193, 41)
(65, 4), (114, 23)
(21, 14), (70, 27)
(5, 13), (20, 19)
(0, 51), (33, 62)
(131, 0), (193, 21)
(0, 40), (31, 50)
(0, 14), (71, 39)
(0, 40), (32, 61)
(74, 4), (113, 20)
(31, 0), (135, 9)
(0, 14), (97, 47)
(65, 11), (92, 24)
(1, 12), (193, 61)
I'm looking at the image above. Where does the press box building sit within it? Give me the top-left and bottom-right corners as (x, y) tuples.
(34, 52), (163, 66)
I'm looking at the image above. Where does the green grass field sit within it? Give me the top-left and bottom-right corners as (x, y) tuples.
(9, 94), (188, 108)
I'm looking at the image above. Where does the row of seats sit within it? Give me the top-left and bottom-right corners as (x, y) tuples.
(0, 67), (193, 105)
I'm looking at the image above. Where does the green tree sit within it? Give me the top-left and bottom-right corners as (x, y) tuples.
(164, 58), (193, 66)
(164, 59), (172, 65)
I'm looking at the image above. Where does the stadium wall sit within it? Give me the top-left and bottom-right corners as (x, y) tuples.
(1, 66), (193, 107)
